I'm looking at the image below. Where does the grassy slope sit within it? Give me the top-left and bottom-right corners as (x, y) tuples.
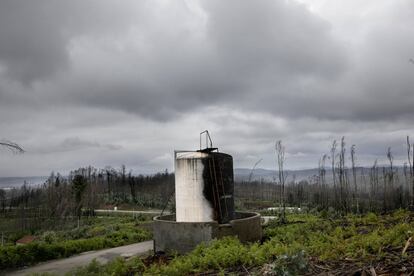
(68, 210), (414, 275)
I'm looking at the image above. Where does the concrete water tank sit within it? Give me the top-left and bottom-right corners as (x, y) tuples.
(175, 149), (235, 224)
(153, 136), (261, 254)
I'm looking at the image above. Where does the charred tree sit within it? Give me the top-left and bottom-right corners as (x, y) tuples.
(275, 140), (287, 223)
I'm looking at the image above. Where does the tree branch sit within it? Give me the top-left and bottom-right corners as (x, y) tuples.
(0, 140), (25, 154)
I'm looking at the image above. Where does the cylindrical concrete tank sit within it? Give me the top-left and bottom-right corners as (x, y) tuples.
(175, 150), (234, 224)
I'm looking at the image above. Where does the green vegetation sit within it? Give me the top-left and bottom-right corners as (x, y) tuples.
(0, 216), (152, 270)
(68, 258), (146, 276)
(68, 210), (414, 275)
(263, 211), (412, 261)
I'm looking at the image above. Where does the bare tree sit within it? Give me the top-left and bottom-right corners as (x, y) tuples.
(351, 144), (358, 212)
(404, 162), (409, 193)
(275, 140), (287, 223)
(386, 147), (394, 211)
(248, 159), (263, 183)
(0, 189), (5, 214)
(318, 154), (328, 208)
(338, 137), (347, 213)
(72, 174), (87, 228)
(128, 171), (137, 203)
(369, 159), (379, 211)
(0, 140), (24, 154)
(407, 136), (414, 207)
(382, 166), (388, 212)
(387, 147), (394, 174)
(331, 140), (337, 205)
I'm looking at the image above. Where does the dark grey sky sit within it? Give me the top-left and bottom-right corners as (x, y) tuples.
(0, 0), (413, 176)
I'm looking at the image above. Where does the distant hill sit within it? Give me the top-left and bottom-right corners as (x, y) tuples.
(0, 165), (403, 189)
(0, 176), (48, 189)
(235, 165), (405, 183)
(234, 168), (321, 182)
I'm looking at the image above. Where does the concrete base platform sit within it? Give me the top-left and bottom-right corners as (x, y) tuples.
(153, 212), (262, 254)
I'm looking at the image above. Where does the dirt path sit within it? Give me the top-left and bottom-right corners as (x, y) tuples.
(8, 240), (154, 276)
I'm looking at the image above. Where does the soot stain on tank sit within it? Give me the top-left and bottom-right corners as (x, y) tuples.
(201, 153), (235, 224)
(201, 155), (216, 221)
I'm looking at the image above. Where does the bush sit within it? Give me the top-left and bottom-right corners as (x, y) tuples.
(41, 231), (58, 244)
(143, 237), (248, 275)
(260, 251), (308, 276)
(68, 257), (145, 276)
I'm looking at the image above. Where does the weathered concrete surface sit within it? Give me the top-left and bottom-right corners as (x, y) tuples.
(175, 152), (213, 222)
(174, 151), (235, 224)
(228, 212), (262, 242)
(7, 240), (153, 276)
(153, 212), (262, 254)
(153, 214), (216, 254)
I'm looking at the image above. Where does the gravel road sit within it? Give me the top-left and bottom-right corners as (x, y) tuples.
(8, 240), (154, 276)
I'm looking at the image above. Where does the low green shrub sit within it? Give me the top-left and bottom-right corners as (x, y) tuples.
(41, 231), (58, 244)
(260, 250), (308, 276)
(67, 257), (145, 276)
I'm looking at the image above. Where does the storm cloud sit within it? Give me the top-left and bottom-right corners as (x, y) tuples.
(0, 0), (413, 176)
